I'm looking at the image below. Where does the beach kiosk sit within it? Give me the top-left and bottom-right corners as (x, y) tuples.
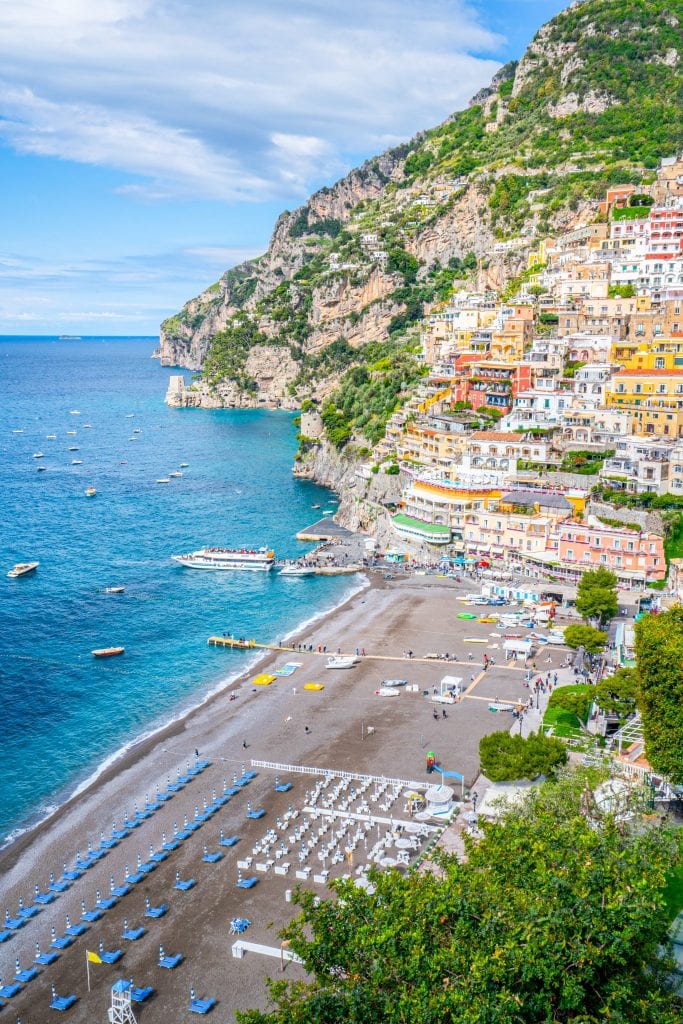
(109, 979), (137, 1024)
(425, 784), (455, 820)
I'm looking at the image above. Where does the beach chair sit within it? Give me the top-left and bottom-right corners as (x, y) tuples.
(246, 805), (265, 820)
(123, 814), (141, 830)
(50, 927), (73, 950)
(189, 988), (216, 1014)
(4, 911), (25, 931)
(176, 821), (193, 841)
(14, 958), (38, 983)
(186, 761), (202, 777)
(195, 759), (211, 771)
(145, 899), (167, 919)
(174, 873), (195, 892)
(241, 769), (257, 781)
(202, 845), (223, 864)
(74, 853), (96, 870)
(156, 783), (172, 802)
(149, 848), (168, 864)
(145, 797), (162, 813)
(111, 879), (131, 899)
(158, 945), (183, 969)
(0, 929), (13, 943)
(34, 944), (59, 966)
(229, 918), (250, 935)
(64, 916), (87, 938)
(0, 978), (22, 998)
(130, 984), (154, 1003)
(17, 897), (39, 920)
(219, 831), (239, 848)
(111, 824), (129, 841)
(162, 833), (181, 852)
(87, 841), (108, 861)
(61, 863), (82, 882)
(122, 920), (146, 941)
(223, 786), (240, 797)
(236, 875), (258, 890)
(33, 884), (56, 906)
(98, 943), (123, 964)
(80, 900), (102, 924)
(274, 781), (292, 793)
(95, 890), (117, 911)
(48, 872), (70, 893)
(138, 856), (157, 875)
(50, 985), (76, 1011)
(125, 866), (145, 885)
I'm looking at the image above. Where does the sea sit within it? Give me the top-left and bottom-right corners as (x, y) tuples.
(0, 336), (360, 846)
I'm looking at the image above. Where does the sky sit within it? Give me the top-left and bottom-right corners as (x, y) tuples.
(0, 1), (569, 335)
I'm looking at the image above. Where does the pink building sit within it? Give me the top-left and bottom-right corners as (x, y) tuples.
(558, 523), (665, 581)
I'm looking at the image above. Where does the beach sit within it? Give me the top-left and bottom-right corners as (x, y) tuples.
(0, 574), (571, 1021)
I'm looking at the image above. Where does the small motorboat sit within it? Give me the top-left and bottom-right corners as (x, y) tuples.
(126, 413), (135, 418)
(32, 452), (45, 459)
(46, 434), (57, 439)
(180, 463), (189, 468)
(104, 586), (125, 594)
(311, 504), (320, 509)
(71, 459), (83, 465)
(325, 655), (360, 670)
(85, 486), (97, 497)
(7, 562), (39, 579)
(36, 466), (47, 472)
(83, 424), (92, 429)
(11, 429), (24, 433)
(68, 446), (79, 451)
(133, 428), (142, 433)
(92, 646), (125, 658)
(69, 410), (81, 415)
(156, 478), (171, 484)
(322, 510), (334, 516)
(67, 430), (77, 435)
(168, 471), (182, 478)
(279, 564), (316, 577)
(120, 460), (128, 464)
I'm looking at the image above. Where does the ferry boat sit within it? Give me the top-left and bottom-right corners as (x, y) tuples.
(7, 561), (39, 579)
(172, 546), (276, 572)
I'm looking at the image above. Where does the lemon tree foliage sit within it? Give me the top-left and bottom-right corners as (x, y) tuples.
(237, 771), (682, 1024)
(635, 607), (683, 784)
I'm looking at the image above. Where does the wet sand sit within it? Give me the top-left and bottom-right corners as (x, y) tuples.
(0, 576), (570, 1022)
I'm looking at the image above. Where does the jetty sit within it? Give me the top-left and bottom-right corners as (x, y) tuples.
(295, 518), (353, 542)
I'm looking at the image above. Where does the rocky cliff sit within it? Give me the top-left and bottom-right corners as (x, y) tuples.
(160, 0), (682, 422)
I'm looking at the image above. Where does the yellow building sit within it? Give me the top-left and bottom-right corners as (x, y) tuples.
(606, 369), (683, 437)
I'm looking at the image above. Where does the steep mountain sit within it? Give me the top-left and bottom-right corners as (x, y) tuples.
(160, 0), (683, 418)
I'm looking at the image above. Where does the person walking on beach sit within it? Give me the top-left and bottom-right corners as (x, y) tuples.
(242, 740), (248, 749)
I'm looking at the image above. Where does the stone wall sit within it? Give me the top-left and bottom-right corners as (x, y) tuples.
(588, 501), (666, 537)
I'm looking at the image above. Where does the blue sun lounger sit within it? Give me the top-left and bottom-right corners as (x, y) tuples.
(0, 981), (22, 998)
(123, 816), (141, 829)
(223, 786), (240, 797)
(236, 876), (258, 889)
(96, 894), (117, 911)
(175, 827), (193, 841)
(126, 869), (145, 884)
(33, 887), (56, 906)
(48, 876), (70, 893)
(158, 947), (183, 969)
(111, 882), (131, 898)
(122, 924), (146, 941)
(50, 990), (76, 1011)
(80, 907), (102, 924)
(138, 860), (157, 875)
(74, 854), (96, 870)
(190, 992), (216, 1014)
(35, 947), (59, 966)
(51, 934), (73, 950)
(18, 900), (39, 920)
(98, 837), (118, 851)
(131, 984), (154, 1003)
(149, 850), (168, 863)
(0, 929), (13, 943)
(275, 781), (292, 792)
(219, 834), (239, 848)
(65, 920), (87, 938)
(98, 947), (122, 965)
(246, 808), (265, 820)
(174, 876), (195, 892)
(61, 867), (82, 882)
(15, 963), (38, 983)
(195, 759), (211, 771)
(202, 849), (222, 863)
(145, 901), (167, 919)
(186, 763), (201, 777)
(242, 769), (257, 781)
(4, 914), (25, 931)
(162, 838), (181, 852)
(145, 799), (162, 812)
(111, 827), (129, 841)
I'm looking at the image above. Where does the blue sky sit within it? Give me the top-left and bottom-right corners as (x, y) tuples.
(0, 1), (568, 335)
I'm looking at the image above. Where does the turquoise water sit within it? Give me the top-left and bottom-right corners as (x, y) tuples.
(0, 337), (353, 844)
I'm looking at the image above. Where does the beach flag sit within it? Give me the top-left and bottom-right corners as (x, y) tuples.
(86, 949), (102, 991)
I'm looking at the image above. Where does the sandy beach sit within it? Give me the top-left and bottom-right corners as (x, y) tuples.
(0, 574), (571, 1021)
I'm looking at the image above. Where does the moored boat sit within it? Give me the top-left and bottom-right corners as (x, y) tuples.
(92, 646), (125, 658)
(172, 546), (276, 571)
(104, 586), (125, 594)
(32, 452), (45, 459)
(156, 478), (171, 484)
(279, 564), (317, 577)
(325, 655), (360, 669)
(7, 561), (39, 579)
(85, 486), (97, 497)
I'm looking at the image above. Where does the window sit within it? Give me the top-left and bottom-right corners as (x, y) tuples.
(614, 539), (621, 549)
(600, 554), (607, 563)
(566, 549), (574, 559)
(655, 357), (665, 368)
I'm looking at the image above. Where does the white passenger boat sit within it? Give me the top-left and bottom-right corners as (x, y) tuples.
(8, 561), (39, 579)
(325, 655), (360, 670)
(172, 546), (276, 572)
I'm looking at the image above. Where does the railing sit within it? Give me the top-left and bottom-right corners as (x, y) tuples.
(250, 759), (430, 792)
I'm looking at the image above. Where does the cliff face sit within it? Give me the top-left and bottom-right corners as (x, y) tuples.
(161, 0), (683, 411)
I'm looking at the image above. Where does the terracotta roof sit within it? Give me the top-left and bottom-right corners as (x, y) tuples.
(613, 369), (683, 376)
(470, 431), (524, 441)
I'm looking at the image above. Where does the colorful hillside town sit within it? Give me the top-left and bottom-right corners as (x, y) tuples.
(362, 157), (683, 595)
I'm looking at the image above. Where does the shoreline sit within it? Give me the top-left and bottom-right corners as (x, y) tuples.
(0, 572), (370, 871)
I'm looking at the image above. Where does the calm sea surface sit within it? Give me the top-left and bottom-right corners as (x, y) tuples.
(0, 337), (354, 844)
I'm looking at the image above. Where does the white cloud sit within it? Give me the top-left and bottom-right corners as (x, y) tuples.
(0, 0), (503, 201)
